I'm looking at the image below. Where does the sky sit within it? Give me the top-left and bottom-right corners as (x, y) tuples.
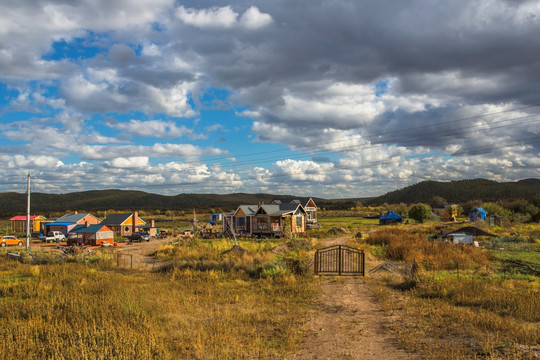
(0, 0), (539, 199)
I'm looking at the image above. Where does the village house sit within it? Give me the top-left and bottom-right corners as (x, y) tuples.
(432, 204), (458, 221)
(100, 212), (147, 238)
(224, 202), (306, 237)
(67, 224), (114, 246)
(9, 215), (46, 234)
(271, 198), (319, 228)
(43, 213), (100, 236)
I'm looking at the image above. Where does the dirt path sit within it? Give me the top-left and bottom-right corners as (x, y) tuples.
(289, 236), (414, 360)
(115, 236), (174, 270)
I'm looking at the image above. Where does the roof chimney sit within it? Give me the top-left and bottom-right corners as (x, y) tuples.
(74, 211), (78, 214)
(133, 211), (138, 233)
(151, 219), (155, 228)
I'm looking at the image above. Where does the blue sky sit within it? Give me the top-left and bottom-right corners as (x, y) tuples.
(0, 1), (539, 198)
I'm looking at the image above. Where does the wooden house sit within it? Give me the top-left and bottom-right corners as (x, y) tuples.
(10, 215), (46, 233)
(433, 204), (458, 221)
(271, 198), (319, 228)
(43, 213), (100, 236)
(224, 203), (306, 237)
(100, 212), (146, 237)
(68, 224), (114, 246)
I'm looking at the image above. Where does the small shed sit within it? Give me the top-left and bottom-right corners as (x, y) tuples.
(379, 211), (403, 225)
(68, 224), (114, 246)
(434, 226), (496, 245)
(469, 207), (487, 222)
(10, 215), (46, 233)
(209, 213), (223, 225)
(448, 232), (474, 245)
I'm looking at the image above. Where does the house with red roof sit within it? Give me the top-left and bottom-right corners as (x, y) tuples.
(9, 215), (46, 233)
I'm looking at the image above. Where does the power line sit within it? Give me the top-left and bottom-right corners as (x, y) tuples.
(22, 135), (539, 192)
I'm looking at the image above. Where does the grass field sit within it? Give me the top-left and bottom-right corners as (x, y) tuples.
(0, 256), (318, 359)
(0, 212), (538, 359)
(361, 223), (540, 359)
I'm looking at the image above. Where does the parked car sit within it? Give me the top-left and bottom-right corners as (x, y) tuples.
(129, 232), (150, 242)
(39, 231), (66, 243)
(0, 235), (23, 247)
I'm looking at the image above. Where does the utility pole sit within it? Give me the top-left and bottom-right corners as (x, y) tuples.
(26, 173), (31, 251)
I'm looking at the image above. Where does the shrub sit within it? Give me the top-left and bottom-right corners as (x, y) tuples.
(408, 203), (432, 223)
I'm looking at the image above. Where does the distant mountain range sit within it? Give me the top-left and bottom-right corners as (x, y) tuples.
(363, 178), (540, 205)
(0, 178), (538, 216)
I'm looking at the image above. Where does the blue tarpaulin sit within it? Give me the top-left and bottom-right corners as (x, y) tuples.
(469, 207), (487, 222)
(379, 210), (403, 225)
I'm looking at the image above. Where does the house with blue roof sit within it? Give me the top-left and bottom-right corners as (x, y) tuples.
(68, 224), (114, 246)
(43, 212), (100, 236)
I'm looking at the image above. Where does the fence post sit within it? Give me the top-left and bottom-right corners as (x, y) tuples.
(117, 253), (120, 268)
(314, 250), (319, 275)
(338, 245), (342, 276)
(361, 250), (365, 276)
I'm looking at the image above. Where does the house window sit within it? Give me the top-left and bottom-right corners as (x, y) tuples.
(272, 219), (280, 232)
(257, 217), (268, 230)
(296, 216), (303, 227)
(124, 226), (130, 232)
(236, 217), (246, 230)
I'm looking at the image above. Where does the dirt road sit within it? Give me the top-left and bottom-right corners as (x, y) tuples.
(288, 236), (414, 360)
(115, 236), (173, 270)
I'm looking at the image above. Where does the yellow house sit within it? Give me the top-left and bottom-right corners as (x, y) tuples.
(10, 215), (46, 233)
(100, 212), (146, 237)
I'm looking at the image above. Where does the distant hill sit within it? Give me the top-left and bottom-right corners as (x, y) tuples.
(0, 178), (537, 217)
(0, 190), (336, 217)
(366, 178), (540, 205)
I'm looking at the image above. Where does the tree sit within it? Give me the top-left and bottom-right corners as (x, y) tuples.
(482, 202), (512, 219)
(408, 203), (432, 223)
(429, 196), (447, 207)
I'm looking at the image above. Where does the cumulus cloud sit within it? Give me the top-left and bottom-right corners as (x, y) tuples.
(108, 156), (149, 168)
(106, 119), (199, 138)
(176, 5), (272, 29)
(0, 0), (539, 196)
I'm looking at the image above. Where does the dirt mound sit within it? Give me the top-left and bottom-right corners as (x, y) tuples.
(328, 227), (349, 235)
(270, 239), (310, 254)
(221, 244), (248, 255)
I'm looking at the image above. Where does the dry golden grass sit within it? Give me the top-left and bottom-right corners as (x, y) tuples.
(363, 225), (540, 359)
(0, 255), (318, 359)
(363, 226), (492, 270)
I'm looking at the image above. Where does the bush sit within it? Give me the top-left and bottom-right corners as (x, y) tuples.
(408, 203), (432, 223)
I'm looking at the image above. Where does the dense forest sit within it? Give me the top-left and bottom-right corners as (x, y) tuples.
(0, 178), (537, 217)
(365, 178), (540, 205)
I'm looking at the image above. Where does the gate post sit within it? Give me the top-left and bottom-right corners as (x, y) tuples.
(338, 245), (342, 275)
(361, 251), (365, 276)
(314, 249), (319, 275)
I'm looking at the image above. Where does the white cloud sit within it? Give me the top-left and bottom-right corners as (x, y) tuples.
(176, 6), (238, 28)
(108, 156), (149, 168)
(176, 5), (272, 29)
(240, 6), (273, 29)
(107, 119), (195, 138)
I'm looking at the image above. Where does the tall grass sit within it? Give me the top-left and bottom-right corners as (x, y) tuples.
(364, 227), (492, 270)
(365, 224), (540, 359)
(154, 238), (314, 277)
(0, 255), (318, 359)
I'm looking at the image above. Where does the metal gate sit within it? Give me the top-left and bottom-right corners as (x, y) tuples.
(314, 245), (365, 276)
